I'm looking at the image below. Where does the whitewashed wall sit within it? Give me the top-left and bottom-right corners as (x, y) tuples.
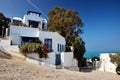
(61, 52), (78, 68)
(10, 34), (21, 46)
(26, 52), (78, 69)
(42, 52), (56, 65)
(39, 31), (66, 52)
(22, 15), (47, 30)
(26, 52), (56, 65)
(10, 26), (39, 37)
(98, 53), (117, 74)
(10, 26), (39, 45)
(27, 53), (40, 60)
(61, 52), (73, 67)
(10, 26), (65, 52)
(23, 15), (43, 27)
(0, 39), (19, 52)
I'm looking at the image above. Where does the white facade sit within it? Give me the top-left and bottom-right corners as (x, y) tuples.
(6, 11), (79, 68)
(12, 11), (47, 31)
(23, 14), (47, 31)
(23, 11), (47, 31)
(26, 52), (56, 65)
(61, 52), (78, 70)
(61, 52), (74, 67)
(39, 31), (65, 53)
(26, 51), (78, 69)
(10, 26), (65, 53)
(98, 53), (117, 74)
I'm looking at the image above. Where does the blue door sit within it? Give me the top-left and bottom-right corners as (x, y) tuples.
(55, 54), (61, 65)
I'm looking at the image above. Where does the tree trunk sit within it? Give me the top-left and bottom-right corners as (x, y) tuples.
(77, 59), (82, 71)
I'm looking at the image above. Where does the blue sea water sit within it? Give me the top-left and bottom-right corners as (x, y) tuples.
(84, 51), (120, 59)
(84, 51), (100, 59)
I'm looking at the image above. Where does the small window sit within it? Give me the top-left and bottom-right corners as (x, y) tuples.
(60, 44), (62, 51)
(58, 44), (59, 51)
(62, 45), (64, 51)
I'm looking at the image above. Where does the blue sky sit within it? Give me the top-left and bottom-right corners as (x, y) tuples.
(0, 0), (120, 52)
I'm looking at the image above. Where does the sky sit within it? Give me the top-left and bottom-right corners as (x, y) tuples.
(0, 0), (120, 52)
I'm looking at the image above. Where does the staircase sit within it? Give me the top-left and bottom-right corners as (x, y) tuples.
(0, 39), (19, 52)
(0, 38), (25, 59)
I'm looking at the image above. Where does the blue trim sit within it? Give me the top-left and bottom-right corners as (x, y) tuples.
(55, 54), (61, 65)
(60, 44), (61, 51)
(58, 44), (59, 51)
(27, 11), (41, 16)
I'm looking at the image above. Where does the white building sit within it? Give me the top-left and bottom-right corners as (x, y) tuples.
(0, 11), (78, 69)
(22, 11), (47, 31)
(10, 11), (65, 53)
(9, 11), (68, 67)
(98, 53), (117, 74)
(10, 26), (65, 53)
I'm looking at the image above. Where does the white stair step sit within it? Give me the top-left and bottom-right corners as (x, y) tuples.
(0, 40), (10, 45)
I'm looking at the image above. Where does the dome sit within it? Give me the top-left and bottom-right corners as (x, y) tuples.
(43, 19), (47, 23)
(13, 17), (23, 21)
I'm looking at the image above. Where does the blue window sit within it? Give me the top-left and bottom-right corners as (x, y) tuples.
(58, 44), (59, 51)
(60, 44), (62, 51)
(58, 44), (65, 52)
(62, 45), (64, 51)
(21, 36), (39, 45)
(29, 20), (40, 28)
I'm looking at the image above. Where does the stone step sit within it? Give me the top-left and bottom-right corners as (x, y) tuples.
(0, 39), (11, 45)
(0, 39), (19, 52)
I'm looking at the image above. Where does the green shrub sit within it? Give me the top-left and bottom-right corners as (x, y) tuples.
(10, 22), (27, 27)
(110, 53), (120, 66)
(20, 42), (48, 58)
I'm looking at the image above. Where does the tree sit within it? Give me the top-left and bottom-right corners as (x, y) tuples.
(0, 12), (11, 37)
(48, 7), (86, 71)
(73, 37), (86, 71)
(48, 7), (83, 45)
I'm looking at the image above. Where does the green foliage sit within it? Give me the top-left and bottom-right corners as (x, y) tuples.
(10, 22), (27, 27)
(48, 7), (83, 44)
(73, 37), (86, 60)
(110, 53), (120, 66)
(0, 12), (11, 36)
(20, 42), (48, 58)
(81, 57), (87, 67)
(73, 37), (86, 71)
(48, 7), (86, 71)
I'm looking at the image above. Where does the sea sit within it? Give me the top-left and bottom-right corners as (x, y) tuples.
(84, 51), (100, 59)
(84, 51), (120, 59)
